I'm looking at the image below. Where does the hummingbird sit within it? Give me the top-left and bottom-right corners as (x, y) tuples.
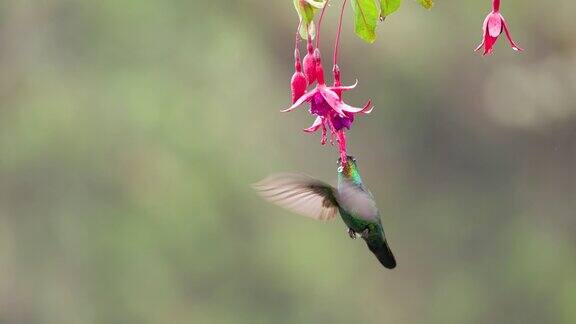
(253, 156), (396, 269)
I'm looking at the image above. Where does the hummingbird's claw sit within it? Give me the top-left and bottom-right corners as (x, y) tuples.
(348, 228), (357, 239)
(360, 228), (370, 239)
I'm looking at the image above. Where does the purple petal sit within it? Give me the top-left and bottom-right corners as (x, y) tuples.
(310, 92), (332, 116)
(319, 87), (346, 116)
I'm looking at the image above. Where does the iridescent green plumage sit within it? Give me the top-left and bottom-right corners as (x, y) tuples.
(336, 156), (396, 268)
(254, 156), (396, 269)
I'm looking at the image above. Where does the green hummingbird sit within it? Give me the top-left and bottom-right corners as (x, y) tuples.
(254, 155), (396, 269)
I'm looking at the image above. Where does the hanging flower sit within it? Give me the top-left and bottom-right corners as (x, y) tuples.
(293, 59), (372, 163)
(475, 0), (523, 55)
(283, 0), (374, 164)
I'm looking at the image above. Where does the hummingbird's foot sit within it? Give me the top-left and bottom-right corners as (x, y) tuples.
(347, 228), (357, 239)
(360, 228), (370, 239)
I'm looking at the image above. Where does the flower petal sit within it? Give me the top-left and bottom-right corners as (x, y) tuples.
(483, 34), (497, 56)
(303, 116), (323, 133)
(319, 87), (346, 116)
(474, 40), (485, 52)
(281, 89), (317, 112)
(329, 79), (358, 92)
(338, 102), (370, 114)
(359, 100), (373, 114)
(500, 14), (523, 51)
(487, 13), (502, 38)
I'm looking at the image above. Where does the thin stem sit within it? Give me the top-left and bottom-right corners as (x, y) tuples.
(294, 22), (303, 72)
(295, 21), (301, 50)
(333, 0), (347, 66)
(493, 0), (500, 11)
(337, 130), (347, 164)
(315, 0), (330, 48)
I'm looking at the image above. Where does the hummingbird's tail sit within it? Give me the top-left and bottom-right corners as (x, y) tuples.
(365, 237), (396, 269)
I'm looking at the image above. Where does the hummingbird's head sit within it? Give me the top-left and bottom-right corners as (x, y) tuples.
(337, 155), (361, 183)
(337, 155), (356, 168)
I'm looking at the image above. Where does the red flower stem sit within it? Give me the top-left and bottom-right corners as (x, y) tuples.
(294, 22), (303, 72)
(493, 0), (500, 11)
(337, 130), (347, 162)
(315, 0), (330, 48)
(295, 21), (301, 49)
(333, 0), (347, 66)
(327, 117), (336, 145)
(321, 123), (327, 145)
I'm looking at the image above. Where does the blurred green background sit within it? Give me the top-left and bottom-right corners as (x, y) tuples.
(1, 0), (575, 323)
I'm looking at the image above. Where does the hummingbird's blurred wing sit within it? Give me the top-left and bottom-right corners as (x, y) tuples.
(253, 173), (339, 221)
(337, 180), (379, 222)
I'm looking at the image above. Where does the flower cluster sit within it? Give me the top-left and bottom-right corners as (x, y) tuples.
(283, 2), (372, 164)
(282, 0), (523, 164)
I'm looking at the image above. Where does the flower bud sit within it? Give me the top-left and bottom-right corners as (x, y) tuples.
(302, 36), (316, 85)
(291, 48), (307, 103)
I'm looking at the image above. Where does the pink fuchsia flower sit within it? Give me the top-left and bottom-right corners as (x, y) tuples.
(282, 49), (369, 118)
(297, 62), (372, 163)
(475, 0), (523, 55)
(329, 64), (372, 132)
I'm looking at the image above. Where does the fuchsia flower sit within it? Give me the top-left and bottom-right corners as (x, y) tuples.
(475, 0), (523, 55)
(291, 48), (307, 103)
(282, 48), (372, 162)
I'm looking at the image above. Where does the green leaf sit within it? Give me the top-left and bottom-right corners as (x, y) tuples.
(303, 0), (325, 9)
(350, 0), (380, 43)
(293, 0), (326, 39)
(416, 0), (433, 9)
(380, 0), (401, 17)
